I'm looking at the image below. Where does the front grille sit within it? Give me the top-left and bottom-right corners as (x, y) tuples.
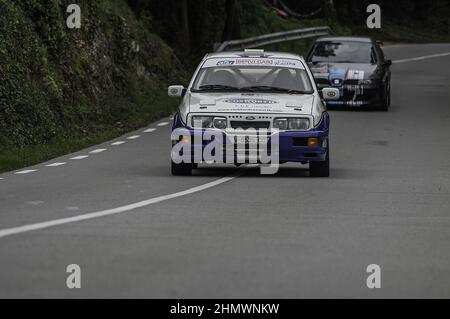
(230, 121), (270, 130)
(344, 79), (360, 85)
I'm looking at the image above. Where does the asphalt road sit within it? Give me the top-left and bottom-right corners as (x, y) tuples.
(1, 44), (450, 298)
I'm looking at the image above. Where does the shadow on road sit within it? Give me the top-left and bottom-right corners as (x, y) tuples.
(190, 166), (360, 179)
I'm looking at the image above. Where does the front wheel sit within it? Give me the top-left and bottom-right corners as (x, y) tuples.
(171, 161), (193, 176)
(378, 82), (391, 112)
(310, 146), (330, 178)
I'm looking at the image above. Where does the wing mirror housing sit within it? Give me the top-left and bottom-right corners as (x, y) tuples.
(168, 85), (186, 98)
(384, 59), (393, 66)
(322, 88), (340, 100)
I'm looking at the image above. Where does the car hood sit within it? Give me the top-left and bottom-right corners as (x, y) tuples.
(308, 62), (378, 81)
(188, 93), (315, 115)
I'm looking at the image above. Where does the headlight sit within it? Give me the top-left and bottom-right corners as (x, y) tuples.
(192, 116), (213, 128)
(273, 118), (288, 130)
(213, 117), (227, 129)
(273, 118), (309, 131)
(288, 118), (310, 130)
(359, 79), (373, 85)
(192, 116), (227, 129)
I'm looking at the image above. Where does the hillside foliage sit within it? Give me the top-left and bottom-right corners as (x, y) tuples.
(0, 0), (185, 150)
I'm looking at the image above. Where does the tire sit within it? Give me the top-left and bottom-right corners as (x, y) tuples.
(171, 161), (193, 176)
(310, 144), (330, 178)
(378, 82), (391, 112)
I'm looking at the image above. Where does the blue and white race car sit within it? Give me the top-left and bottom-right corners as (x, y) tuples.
(168, 49), (339, 177)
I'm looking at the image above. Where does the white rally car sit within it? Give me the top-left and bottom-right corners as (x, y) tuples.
(168, 49), (339, 177)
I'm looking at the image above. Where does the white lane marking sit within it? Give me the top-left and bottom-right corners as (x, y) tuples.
(46, 162), (66, 168)
(144, 128), (156, 133)
(90, 149), (107, 154)
(111, 141), (126, 146)
(393, 52), (450, 64)
(71, 155), (89, 160)
(157, 122), (169, 127)
(0, 171), (242, 239)
(0, 177), (4, 180)
(127, 135), (141, 140)
(15, 170), (37, 175)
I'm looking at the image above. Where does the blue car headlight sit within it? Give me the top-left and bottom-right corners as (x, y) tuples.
(359, 79), (373, 85)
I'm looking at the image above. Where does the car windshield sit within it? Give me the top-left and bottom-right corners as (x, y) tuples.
(308, 41), (374, 64)
(192, 58), (314, 94)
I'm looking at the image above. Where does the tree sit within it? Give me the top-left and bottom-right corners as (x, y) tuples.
(222, 0), (240, 42)
(323, 0), (336, 19)
(178, 0), (191, 52)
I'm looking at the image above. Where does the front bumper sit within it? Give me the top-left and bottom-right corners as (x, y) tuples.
(318, 83), (383, 107)
(172, 112), (330, 163)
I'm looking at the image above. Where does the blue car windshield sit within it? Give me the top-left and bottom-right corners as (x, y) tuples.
(309, 42), (374, 64)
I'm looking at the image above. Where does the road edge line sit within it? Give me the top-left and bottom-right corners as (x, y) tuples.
(0, 171), (243, 239)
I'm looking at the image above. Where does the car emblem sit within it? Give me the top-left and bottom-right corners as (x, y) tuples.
(246, 116), (256, 121)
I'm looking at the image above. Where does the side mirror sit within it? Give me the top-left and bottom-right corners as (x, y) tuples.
(322, 88), (340, 101)
(384, 59), (392, 66)
(376, 40), (384, 46)
(168, 85), (186, 98)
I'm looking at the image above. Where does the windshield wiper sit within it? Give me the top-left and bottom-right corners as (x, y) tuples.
(242, 86), (312, 94)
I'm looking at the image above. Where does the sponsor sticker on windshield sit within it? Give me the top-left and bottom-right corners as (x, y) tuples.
(203, 58), (305, 69)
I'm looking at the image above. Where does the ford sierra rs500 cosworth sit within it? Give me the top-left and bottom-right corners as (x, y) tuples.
(168, 49), (340, 177)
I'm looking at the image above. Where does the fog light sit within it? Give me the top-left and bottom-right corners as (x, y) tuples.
(182, 136), (191, 144)
(308, 138), (319, 147)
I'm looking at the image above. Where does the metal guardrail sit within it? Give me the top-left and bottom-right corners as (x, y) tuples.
(215, 26), (332, 52)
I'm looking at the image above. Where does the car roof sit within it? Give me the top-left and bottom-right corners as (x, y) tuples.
(315, 36), (373, 44)
(204, 51), (304, 61)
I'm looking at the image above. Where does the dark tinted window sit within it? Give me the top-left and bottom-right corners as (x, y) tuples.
(308, 41), (374, 64)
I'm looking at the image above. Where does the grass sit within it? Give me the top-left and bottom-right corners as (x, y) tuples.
(0, 130), (120, 172)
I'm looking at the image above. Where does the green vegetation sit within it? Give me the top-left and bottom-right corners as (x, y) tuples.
(0, 0), (186, 172)
(236, 3), (351, 56)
